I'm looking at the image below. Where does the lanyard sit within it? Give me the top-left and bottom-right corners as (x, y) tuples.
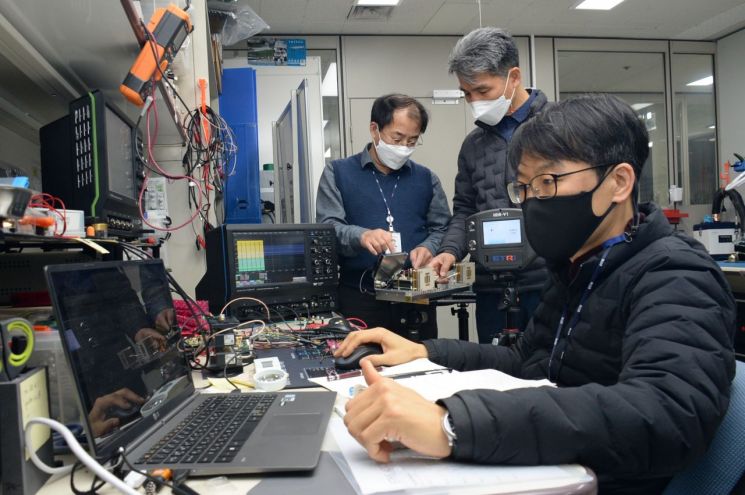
(547, 233), (629, 383)
(371, 169), (400, 231)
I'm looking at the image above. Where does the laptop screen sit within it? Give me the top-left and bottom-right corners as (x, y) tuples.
(45, 259), (194, 459)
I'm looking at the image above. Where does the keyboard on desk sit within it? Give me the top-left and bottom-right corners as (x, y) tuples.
(138, 393), (276, 465)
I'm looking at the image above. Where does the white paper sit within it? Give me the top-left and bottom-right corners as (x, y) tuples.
(309, 358), (446, 398)
(311, 360), (552, 401)
(329, 418), (591, 495)
(394, 368), (554, 402)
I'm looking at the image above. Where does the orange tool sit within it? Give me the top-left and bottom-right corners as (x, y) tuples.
(198, 78), (210, 143)
(120, 4), (193, 106)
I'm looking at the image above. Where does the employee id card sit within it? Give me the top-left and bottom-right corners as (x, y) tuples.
(386, 231), (402, 254)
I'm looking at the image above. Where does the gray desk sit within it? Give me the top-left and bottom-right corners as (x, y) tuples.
(37, 373), (597, 495)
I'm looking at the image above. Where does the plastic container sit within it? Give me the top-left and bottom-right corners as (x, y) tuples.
(26, 330), (81, 424)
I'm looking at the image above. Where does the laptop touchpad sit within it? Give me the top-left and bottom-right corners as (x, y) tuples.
(262, 414), (322, 436)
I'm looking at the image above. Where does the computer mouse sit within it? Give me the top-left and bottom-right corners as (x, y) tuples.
(323, 317), (354, 333)
(334, 343), (384, 370)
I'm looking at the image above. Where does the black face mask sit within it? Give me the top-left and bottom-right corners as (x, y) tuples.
(521, 179), (616, 264)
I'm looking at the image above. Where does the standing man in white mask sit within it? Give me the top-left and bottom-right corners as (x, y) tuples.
(316, 94), (451, 340)
(429, 27), (550, 344)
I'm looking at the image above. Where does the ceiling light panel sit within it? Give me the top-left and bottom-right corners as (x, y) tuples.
(356, 0), (400, 5)
(687, 76), (713, 86)
(574, 0), (625, 10)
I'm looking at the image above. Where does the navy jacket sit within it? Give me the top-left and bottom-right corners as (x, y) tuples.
(316, 145), (450, 289)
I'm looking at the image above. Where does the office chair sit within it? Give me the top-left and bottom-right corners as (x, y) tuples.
(663, 360), (745, 495)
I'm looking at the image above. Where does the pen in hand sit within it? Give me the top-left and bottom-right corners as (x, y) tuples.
(385, 369), (453, 380)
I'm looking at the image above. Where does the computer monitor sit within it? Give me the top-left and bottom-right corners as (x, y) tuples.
(196, 224), (339, 320)
(105, 106), (136, 199)
(40, 90), (144, 238)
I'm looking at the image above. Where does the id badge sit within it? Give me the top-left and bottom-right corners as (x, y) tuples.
(387, 231), (402, 254)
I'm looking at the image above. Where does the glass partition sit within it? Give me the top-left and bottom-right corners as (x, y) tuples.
(671, 54), (717, 205)
(558, 51), (669, 205)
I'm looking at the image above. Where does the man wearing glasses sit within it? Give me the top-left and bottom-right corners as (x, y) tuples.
(428, 27), (551, 344)
(316, 94), (451, 339)
(335, 94), (735, 494)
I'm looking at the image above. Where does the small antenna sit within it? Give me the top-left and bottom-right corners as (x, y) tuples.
(477, 0), (483, 27)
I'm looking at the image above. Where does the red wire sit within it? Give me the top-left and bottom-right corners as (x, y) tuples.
(345, 317), (368, 329)
(137, 86), (205, 233)
(28, 193), (67, 236)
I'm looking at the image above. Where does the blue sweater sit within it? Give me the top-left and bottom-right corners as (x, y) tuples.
(316, 145), (451, 289)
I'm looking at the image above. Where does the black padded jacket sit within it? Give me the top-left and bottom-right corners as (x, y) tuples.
(424, 203), (736, 494)
(437, 89), (551, 292)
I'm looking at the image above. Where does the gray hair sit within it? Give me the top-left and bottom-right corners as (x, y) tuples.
(448, 27), (519, 83)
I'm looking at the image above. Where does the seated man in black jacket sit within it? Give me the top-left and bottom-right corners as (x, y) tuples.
(334, 93), (736, 495)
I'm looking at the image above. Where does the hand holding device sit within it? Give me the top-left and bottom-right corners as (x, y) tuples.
(334, 328), (428, 367)
(334, 344), (383, 370)
(361, 229), (396, 255)
(409, 246), (433, 269)
(343, 360), (451, 463)
(428, 252), (457, 279)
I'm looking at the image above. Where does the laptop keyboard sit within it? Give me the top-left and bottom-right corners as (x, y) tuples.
(137, 393), (277, 465)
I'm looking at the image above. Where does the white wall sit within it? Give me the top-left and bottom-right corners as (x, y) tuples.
(0, 125), (40, 188)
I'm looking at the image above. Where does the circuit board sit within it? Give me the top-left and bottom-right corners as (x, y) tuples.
(254, 346), (345, 388)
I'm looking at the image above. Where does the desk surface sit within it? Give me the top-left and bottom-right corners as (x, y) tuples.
(38, 372), (597, 495)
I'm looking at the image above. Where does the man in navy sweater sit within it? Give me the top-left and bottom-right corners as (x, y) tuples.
(316, 94), (451, 340)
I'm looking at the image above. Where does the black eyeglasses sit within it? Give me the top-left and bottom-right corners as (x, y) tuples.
(507, 163), (616, 204)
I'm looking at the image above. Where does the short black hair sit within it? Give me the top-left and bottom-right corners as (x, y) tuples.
(508, 93), (649, 182)
(370, 94), (429, 134)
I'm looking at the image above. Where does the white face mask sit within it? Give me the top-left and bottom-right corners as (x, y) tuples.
(374, 128), (415, 171)
(468, 70), (517, 126)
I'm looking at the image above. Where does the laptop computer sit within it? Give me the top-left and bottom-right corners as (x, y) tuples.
(45, 259), (335, 475)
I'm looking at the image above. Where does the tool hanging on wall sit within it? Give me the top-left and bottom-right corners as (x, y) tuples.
(120, 3), (193, 107)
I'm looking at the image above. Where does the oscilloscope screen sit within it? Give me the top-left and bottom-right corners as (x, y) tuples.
(233, 232), (307, 288)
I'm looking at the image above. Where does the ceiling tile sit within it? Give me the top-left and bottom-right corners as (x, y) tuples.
(235, 0), (745, 39)
(422, 3), (478, 35)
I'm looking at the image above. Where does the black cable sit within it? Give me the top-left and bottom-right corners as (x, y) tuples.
(713, 188), (745, 227)
(269, 307), (294, 332)
(223, 345), (241, 392)
(279, 304), (302, 323)
(117, 241), (214, 370)
(118, 449), (187, 494)
(139, 24), (234, 237)
(70, 460), (104, 494)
